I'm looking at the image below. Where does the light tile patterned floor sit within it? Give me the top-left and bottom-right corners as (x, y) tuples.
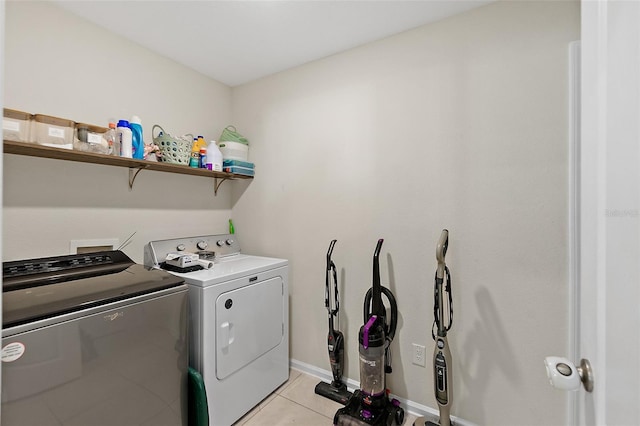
(233, 369), (418, 426)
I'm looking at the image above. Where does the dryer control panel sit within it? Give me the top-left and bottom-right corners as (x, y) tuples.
(145, 234), (241, 267)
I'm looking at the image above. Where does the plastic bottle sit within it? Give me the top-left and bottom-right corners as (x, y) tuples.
(229, 219), (235, 234)
(117, 120), (133, 158)
(129, 116), (144, 159)
(106, 121), (118, 156)
(189, 137), (200, 168)
(206, 140), (223, 171)
(199, 147), (207, 168)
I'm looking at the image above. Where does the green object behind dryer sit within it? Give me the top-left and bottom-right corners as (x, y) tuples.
(188, 367), (209, 426)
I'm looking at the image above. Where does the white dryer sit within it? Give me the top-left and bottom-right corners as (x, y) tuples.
(145, 234), (289, 426)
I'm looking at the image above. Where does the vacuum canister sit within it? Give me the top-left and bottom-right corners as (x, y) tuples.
(358, 315), (386, 397)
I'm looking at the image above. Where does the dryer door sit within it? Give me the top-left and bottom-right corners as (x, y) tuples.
(215, 277), (284, 380)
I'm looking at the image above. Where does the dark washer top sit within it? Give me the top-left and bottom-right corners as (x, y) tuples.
(3, 250), (185, 328)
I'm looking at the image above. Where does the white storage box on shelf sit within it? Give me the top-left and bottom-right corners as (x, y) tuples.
(3, 109), (32, 143)
(73, 123), (110, 154)
(32, 114), (74, 149)
(218, 141), (249, 162)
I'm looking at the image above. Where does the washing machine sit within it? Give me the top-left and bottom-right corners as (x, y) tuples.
(2, 250), (188, 426)
(144, 234), (289, 426)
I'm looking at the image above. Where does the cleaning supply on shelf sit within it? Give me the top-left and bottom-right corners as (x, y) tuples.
(189, 137), (200, 168)
(206, 140), (223, 171)
(199, 146), (207, 168)
(190, 136), (206, 168)
(129, 115), (144, 159)
(106, 121), (118, 156)
(117, 120), (133, 158)
(229, 219), (235, 235)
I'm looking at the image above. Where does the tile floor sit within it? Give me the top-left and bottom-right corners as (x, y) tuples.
(233, 369), (418, 426)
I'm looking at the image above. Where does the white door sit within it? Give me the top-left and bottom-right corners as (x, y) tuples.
(578, 0), (640, 424)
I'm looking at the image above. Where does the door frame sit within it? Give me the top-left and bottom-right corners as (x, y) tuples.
(578, 0), (613, 423)
(568, 38), (581, 425)
(0, 1), (5, 422)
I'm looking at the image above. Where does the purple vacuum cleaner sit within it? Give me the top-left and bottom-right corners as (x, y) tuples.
(333, 239), (404, 426)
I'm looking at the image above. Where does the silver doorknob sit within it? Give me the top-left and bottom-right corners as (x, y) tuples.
(544, 356), (593, 392)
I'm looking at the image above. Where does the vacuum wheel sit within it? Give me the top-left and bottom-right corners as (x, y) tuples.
(394, 407), (405, 425)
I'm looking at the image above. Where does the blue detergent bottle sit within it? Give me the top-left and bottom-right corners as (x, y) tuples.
(130, 116), (144, 159)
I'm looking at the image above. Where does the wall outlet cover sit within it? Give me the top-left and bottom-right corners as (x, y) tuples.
(412, 343), (426, 367)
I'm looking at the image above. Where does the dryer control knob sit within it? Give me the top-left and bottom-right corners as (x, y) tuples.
(226, 239), (234, 246)
(216, 240), (225, 247)
(177, 244), (186, 251)
(197, 241), (208, 250)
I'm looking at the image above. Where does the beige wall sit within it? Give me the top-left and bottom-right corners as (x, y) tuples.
(231, 1), (579, 425)
(3, 1), (233, 262)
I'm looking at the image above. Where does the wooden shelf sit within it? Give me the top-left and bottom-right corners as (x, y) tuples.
(3, 140), (253, 194)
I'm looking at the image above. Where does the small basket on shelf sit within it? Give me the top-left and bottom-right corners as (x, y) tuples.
(218, 125), (249, 145)
(152, 124), (193, 165)
(218, 125), (249, 162)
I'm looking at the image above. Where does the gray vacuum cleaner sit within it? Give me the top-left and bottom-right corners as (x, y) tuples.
(415, 229), (454, 426)
(315, 240), (353, 405)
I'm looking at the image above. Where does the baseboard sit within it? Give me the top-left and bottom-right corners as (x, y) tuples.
(290, 358), (361, 393)
(290, 359), (477, 426)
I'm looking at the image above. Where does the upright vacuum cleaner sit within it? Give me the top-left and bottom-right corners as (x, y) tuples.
(416, 230), (454, 426)
(315, 240), (353, 405)
(334, 239), (404, 426)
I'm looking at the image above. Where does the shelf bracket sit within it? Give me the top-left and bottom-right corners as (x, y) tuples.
(214, 177), (228, 196)
(129, 166), (148, 190)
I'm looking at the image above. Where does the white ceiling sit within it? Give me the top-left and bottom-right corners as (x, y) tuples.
(54, 0), (493, 87)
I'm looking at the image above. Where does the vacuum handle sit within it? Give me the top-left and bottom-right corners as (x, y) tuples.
(372, 239), (384, 316)
(363, 239), (397, 341)
(327, 239), (337, 264)
(436, 229), (449, 279)
(325, 240), (339, 317)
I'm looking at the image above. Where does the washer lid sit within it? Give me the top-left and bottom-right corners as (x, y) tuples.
(2, 251), (185, 328)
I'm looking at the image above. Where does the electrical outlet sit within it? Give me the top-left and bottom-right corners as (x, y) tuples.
(412, 343), (426, 367)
